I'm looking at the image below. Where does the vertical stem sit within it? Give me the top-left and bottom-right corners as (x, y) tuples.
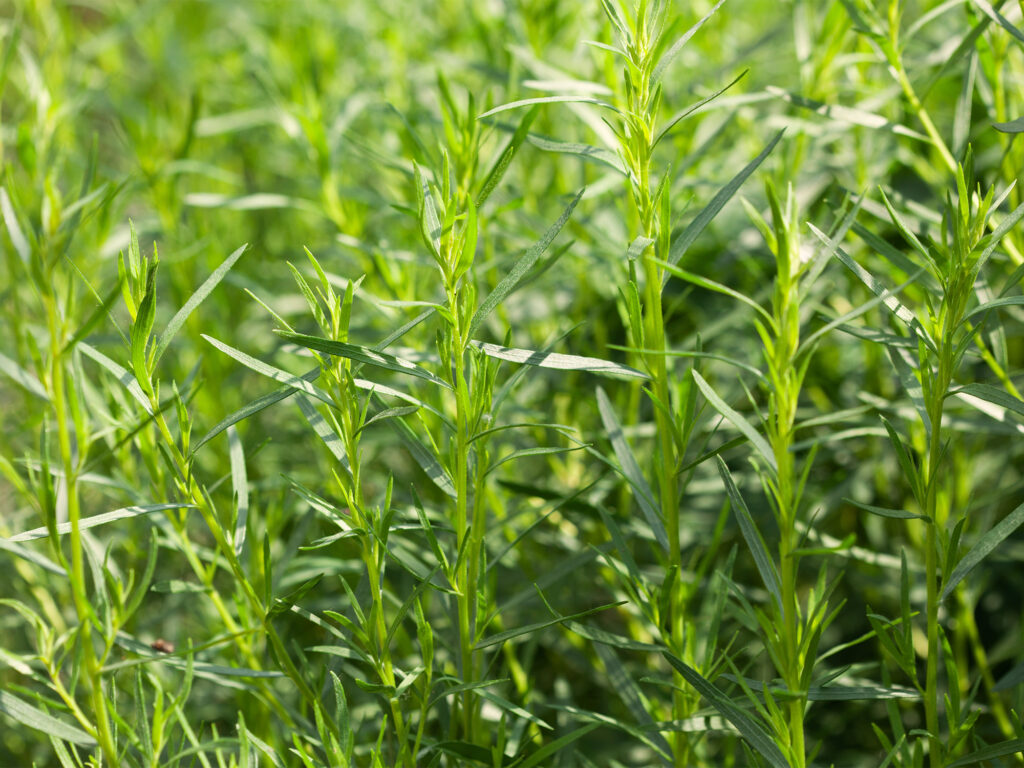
(450, 307), (476, 739)
(46, 294), (118, 766)
(922, 341), (951, 768)
(618, 17), (691, 759)
(772, 277), (806, 768)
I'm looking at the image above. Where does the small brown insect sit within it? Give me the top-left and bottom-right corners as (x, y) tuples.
(150, 638), (175, 654)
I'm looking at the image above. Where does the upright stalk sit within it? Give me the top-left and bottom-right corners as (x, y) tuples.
(614, 10), (691, 762)
(757, 182), (812, 767)
(44, 290), (119, 767)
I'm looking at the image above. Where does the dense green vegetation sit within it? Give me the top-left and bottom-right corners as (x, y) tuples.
(3, 0), (1024, 765)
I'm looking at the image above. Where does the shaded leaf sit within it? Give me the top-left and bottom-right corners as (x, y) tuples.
(154, 244), (248, 365)
(0, 690), (96, 746)
(468, 189), (583, 340)
(663, 131), (783, 284)
(661, 652), (789, 768)
(595, 386), (669, 552)
(941, 500), (1024, 601)
(693, 371), (777, 472)
(278, 332), (452, 391)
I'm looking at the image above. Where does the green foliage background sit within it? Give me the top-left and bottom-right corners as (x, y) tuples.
(2, 0), (1024, 766)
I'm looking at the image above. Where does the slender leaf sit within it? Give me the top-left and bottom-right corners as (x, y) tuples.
(515, 723), (600, 768)
(844, 498), (930, 522)
(0, 352), (48, 401)
(0, 690), (96, 746)
(946, 738), (1024, 767)
(716, 457), (782, 609)
(9, 503), (194, 542)
(478, 96), (618, 120)
(468, 189), (583, 340)
(941, 500), (1024, 600)
(191, 366), (320, 455)
(473, 600), (623, 649)
(661, 652), (789, 768)
(651, 0), (726, 85)
(595, 386), (669, 552)
(474, 341), (648, 379)
(693, 371), (776, 471)
(663, 130), (783, 284)
(79, 342), (153, 413)
(277, 332), (452, 391)
(154, 244), (248, 364)
(202, 335), (334, 406)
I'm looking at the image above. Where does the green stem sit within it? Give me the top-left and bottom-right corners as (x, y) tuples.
(148, 408), (325, 741)
(922, 344), (951, 767)
(924, 521), (941, 768)
(46, 294), (119, 766)
(451, 316), (476, 739)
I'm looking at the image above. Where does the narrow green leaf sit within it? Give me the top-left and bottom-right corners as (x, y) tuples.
(474, 688), (551, 730)
(592, 643), (673, 762)
(663, 130), (783, 284)
(112, 634), (285, 678)
(202, 335), (334, 406)
(994, 117), (1024, 133)
(653, 69), (747, 150)
(269, 573), (324, 619)
(473, 600), (623, 649)
(191, 366), (320, 455)
(946, 738), (1024, 768)
(515, 723), (600, 768)
(656, 260), (776, 333)
(595, 386), (669, 552)
(154, 244), (248, 365)
(62, 280), (124, 355)
(0, 537), (66, 576)
(972, 0), (1024, 44)
(183, 192), (317, 212)
(0, 187), (30, 264)
(474, 341), (648, 379)
(716, 457), (782, 609)
(227, 425), (249, 555)
(478, 96), (618, 120)
(693, 371), (777, 472)
(941, 500), (1024, 601)
(477, 106), (539, 206)
(294, 393), (351, 473)
(9, 503), (194, 542)
(0, 690), (96, 746)
(428, 678), (510, 709)
(651, 0), (726, 85)
(954, 383), (1024, 424)
(359, 405), (420, 433)
(130, 259), (159, 389)
(768, 87), (928, 140)
(809, 223), (930, 348)
(725, 675), (918, 701)
(385, 564), (443, 648)
(382, 396), (456, 498)
(566, 620), (661, 651)
(79, 342), (153, 414)
(468, 189), (583, 340)
(661, 652), (789, 768)
(844, 498), (930, 522)
(433, 741), (492, 764)
(965, 295), (1024, 322)
(526, 133), (626, 174)
(0, 352), (48, 401)
(277, 332), (452, 391)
